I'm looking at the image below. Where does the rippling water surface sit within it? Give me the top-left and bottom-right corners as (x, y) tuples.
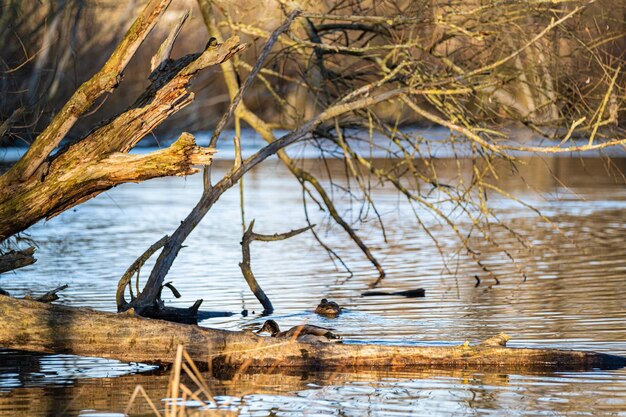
(1, 142), (626, 416)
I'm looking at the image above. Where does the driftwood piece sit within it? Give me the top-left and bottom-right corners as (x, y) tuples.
(138, 299), (204, 325)
(0, 296), (624, 372)
(0, 247), (36, 274)
(31, 284), (69, 303)
(362, 288), (426, 298)
(1, 284), (68, 302)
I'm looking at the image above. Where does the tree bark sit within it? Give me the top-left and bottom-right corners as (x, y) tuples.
(1, 296), (624, 372)
(0, 37), (244, 241)
(1, 0), (174, 186)
(0, 247), (36, 274)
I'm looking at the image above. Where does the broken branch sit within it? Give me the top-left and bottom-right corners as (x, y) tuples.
(0, 247), (36, 274)
(239, 220), (314, 314)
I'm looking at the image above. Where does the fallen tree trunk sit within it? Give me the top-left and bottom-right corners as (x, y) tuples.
(1, 296), (624, 372)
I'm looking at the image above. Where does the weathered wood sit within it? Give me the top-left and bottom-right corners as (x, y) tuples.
(0, 296), (624, 372)
(30, 284), (68, 303)
(151, 10), (189, 72)
(0, 132), (218, 240)
(1, 0), (174, 185)
(239, 220), (314, 314)
(0, 18), (245, 241)
(0, 247), (36, 273)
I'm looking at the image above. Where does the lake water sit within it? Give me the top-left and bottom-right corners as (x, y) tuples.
(1, 134), (626, 416)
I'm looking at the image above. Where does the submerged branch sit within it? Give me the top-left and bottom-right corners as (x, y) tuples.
(239, 220), (314, 314)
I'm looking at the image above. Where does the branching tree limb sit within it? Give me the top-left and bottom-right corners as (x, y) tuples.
(198, 2), (386, 278)
(1, 0), (174, 185)
(239, 220), (314, 314)
(117, 235), (169, 311)
(0, 33), (244, 240)
(131, 85), (406, 313)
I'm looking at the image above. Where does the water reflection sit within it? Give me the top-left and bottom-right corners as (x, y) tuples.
(0, 351), (155, 391)
(3, 366), (626, 416)
(1, 156), (626, 416)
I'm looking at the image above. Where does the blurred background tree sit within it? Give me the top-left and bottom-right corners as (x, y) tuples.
(1, 0), (624, 146)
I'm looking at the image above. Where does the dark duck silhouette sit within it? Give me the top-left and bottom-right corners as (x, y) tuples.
(256, 319), (342, 343)
(314, 298), (342, 317)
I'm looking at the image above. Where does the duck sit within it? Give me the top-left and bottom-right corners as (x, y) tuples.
(479, 333), (510, 347)
(256, 319), (342, 343)
(314, 298), (342, 317)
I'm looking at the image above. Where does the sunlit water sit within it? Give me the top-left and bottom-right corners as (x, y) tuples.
(1, 133), (626, 416)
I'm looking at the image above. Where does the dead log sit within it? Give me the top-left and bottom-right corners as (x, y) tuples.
(239, 220), (314, 314)
(0, 296), (624, 372)
(0, 247), (36, 274)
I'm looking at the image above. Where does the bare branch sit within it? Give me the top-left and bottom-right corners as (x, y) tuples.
(117, 235), (169, 311)
(3, 0), (174, 184)
(239, 220), (314, 313)
(209, 9), (301, 148)
(0, 107), (25, 144)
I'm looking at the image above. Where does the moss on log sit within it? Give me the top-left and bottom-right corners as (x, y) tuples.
(0, 296), (624, 372)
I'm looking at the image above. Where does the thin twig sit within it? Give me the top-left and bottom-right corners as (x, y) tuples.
(208, 10), (301, 149)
